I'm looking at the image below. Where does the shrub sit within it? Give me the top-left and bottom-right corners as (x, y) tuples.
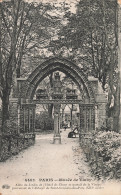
(81, 131), (121, 180)
(3, 118), (18, 135)
(35, 112), (54, 131)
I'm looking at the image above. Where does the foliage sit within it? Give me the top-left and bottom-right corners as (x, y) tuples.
(35, 112), (54, 131)
(48, 0), (120, 131)
(0, 0), (58, 129)
(54, 0), (118, 85)
(0, 0), (120, 132)
(3, 118), (18, 135)
(82, 131), (121, 180)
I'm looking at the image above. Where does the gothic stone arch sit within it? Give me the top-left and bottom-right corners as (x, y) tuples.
(16, 57), (107, 134)
(18, 57), (95, 103)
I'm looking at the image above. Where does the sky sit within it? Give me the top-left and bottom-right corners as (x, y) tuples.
(25, 0), (121, 5)
(25, 0), (79, 13)
(1, 0), (121, 5)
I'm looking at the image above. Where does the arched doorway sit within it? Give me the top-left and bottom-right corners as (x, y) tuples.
(16, 57), (107, 143)
(18, 58), (95, 102)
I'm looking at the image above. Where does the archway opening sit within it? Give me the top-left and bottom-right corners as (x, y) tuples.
(22, 58), (95, 103)
(34, 71), (82, 135)
(18, 58), (96, 144)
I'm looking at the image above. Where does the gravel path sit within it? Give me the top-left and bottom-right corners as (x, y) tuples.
(0, 129), (93, 194)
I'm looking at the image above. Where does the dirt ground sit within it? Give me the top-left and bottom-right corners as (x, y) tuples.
(0, 128), (95, 195)
(0, 129), (92, 181)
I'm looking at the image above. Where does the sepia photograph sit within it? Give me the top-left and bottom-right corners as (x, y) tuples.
(0, 0), (121, 194)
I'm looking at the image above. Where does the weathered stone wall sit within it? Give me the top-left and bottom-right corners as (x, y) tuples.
(89, 77), (107, 130)
(9, 98), (18, 133)
(97, 102), (107, 129)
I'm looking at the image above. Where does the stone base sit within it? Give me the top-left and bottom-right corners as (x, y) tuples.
(53, 134), (61, 144)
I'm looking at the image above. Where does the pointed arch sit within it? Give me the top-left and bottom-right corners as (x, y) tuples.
(20, 58), (95, 103)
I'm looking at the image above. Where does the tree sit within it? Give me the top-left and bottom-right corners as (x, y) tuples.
(50, 0), (120, 131)
(0, 0), (57, 130)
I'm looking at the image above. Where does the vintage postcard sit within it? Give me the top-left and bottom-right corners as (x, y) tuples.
(0, 0), (121, 195)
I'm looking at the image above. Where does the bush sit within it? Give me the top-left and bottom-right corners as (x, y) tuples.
(93, 131), (121, 173)
(3, 118), (18, 135)
(81, 131), (121, 180)
(35, 112), (54, 131)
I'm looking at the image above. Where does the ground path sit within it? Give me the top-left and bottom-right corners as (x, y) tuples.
(0, 128), (94, 194)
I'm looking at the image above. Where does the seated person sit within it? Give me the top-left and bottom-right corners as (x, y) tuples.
(68, 125), (78, 138)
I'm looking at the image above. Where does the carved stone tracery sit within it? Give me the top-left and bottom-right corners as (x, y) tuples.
(16, 58), (107, 136)
(18, 58), (95, 103)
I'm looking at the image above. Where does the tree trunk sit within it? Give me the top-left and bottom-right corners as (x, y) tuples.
(1, 89), (10, 129)
(0, 5), (3, 136)
(113, 80), (120, 132)
(0, 4), (2, 87)
(0, 3), (3, 99)
(48, 73), (53, 118)
(48, 104), (53, 119)
(16, 66), (21, 78)
(0, 0), (19, 128)
(113, 116), (119, 132)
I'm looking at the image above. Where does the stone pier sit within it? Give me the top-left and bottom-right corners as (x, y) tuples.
(53, 104), (61, 144)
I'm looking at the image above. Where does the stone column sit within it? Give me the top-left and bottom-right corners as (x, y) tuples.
(62, 108), (65, 126)
(79, 104), (84, 133)
(95, 105), (98, 130)
(91, 105), (95, 131)
(18, 105), (21, 134)
(89, 106), (92, 131)
(84, 106), (87, 132)
(28, 108), (30, 132)
(53, 103), (61, 144)
(33, 107), (36, 132)
(20, 104), (36, 133)
(78, 111), (80, 132)
(9, 98), (18, 134)
(23, 107), (26, 132)
(29, 108), (33, 132)
(86, 106), (90, 132)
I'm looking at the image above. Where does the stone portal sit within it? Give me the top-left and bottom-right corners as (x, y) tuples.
(14, 58), (108, 144)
